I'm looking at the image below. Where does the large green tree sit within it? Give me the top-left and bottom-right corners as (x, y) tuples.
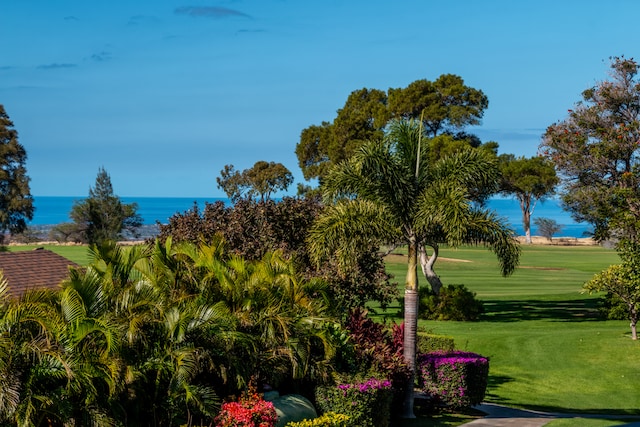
(387, 74), (489, 137)
(0, 105), (34, 239)
(217, 161), (294, 203)
(296, 75), (488, 183)
(307, 119), (520, 416)
(499, 155), (558, 243)
(66, 167), (142, 244)
(541, 57), (640, 242)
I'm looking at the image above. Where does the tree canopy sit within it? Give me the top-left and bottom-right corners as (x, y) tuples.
(65, 167), (142, 244)
(387, 74), (489, 137)
(541, 56), (640, 242)
(295, 74), (489, 182)
(217, 161), (293, 203)
(0, 105), (34, 239)
(499, 155), (558, 243)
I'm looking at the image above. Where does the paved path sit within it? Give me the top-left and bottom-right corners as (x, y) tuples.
(459, 403), (640, 427)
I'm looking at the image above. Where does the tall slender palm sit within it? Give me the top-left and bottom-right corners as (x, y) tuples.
(308, 119), (520, 416)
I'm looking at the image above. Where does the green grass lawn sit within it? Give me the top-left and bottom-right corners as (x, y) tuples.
(380, 244), (640, 416)
(5, 244), (92, 265)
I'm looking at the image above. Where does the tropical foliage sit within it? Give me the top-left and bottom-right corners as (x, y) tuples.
(157, 197), (397, 310)
(0, 239), (339, 426)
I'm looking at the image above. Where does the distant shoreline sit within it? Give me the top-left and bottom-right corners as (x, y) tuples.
(10, 225), (597, 247)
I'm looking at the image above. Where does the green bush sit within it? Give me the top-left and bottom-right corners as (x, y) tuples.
(284, 412), (350, 427)
(315, 377), (393, 427)
(418, 351), (489, 408)
(419, 284), (484, 321)
(599, 292), (629, 320)
(416, 332), (455, 353)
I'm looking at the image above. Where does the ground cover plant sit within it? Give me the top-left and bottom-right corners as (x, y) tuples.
(382, 244), (640, 415)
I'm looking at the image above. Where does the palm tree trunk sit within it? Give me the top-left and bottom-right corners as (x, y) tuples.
(419, 244), (443, 295)
(402, 238), (418, 418)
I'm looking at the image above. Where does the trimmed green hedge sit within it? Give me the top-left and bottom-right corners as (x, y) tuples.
(416, 332), (455, 353)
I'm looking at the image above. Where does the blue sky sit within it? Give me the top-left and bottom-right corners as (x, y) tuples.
(1, 0), (638, 197)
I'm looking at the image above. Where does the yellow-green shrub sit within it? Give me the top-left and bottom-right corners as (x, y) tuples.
(284, 412), (350, 427)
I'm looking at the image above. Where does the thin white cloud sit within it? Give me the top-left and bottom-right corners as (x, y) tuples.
(90, 51), (112, 62)
(174, 6), (251, 19)
(127, 15), (161, 26)
(37, 63), (78, 70)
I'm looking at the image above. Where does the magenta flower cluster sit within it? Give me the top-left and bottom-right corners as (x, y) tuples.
(418, 351), (489, 408)
(419, 350), (489, 368)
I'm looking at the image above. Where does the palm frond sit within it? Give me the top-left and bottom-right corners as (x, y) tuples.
(462, 209), (521, 276)
(307, 199), (398, 270)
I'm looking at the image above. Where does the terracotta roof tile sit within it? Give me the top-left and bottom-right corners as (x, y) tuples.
(0, 248), (79, 298)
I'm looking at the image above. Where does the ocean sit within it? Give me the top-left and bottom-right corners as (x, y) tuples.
(29, 196), (591, 238)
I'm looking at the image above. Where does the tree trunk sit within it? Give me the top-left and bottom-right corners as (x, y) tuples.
(629, 306), (638, 340)
(402, 238), (419, 418)
(419, 244), (443, 295)
(520, 196), (532, 244)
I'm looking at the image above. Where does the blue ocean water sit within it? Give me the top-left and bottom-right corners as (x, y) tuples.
(29, 196), (591, 238)
(486, 197), (591, 238)
(31, 196), (228, 226)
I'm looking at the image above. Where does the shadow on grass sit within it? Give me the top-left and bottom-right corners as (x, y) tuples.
(503, 404), (640, 417)
(396, 404), (484, 427)
(480, 299), (602, 322)
(484, 374), (516, 405)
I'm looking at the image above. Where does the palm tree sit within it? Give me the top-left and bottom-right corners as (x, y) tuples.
(0, 281), (71, 426)
(307, 119), (520, 416)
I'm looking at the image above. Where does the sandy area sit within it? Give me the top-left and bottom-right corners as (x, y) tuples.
(516, 236), (597, 246)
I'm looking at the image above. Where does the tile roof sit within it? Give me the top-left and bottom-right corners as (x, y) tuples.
(0, 248), (78, 298)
